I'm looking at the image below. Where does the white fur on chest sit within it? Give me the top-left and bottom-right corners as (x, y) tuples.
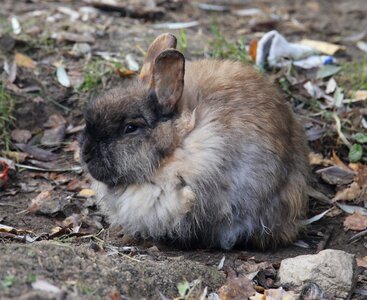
(93, 109), (225, 238)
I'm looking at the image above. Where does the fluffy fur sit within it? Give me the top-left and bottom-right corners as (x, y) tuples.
(80, 34), (309, 250)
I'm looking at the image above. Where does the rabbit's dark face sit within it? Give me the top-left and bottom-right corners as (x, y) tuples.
(80, 81), (177, 186)
(81, 34), (185, 186)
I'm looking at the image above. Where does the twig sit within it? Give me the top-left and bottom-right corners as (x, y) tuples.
(349, 229), (367, 243)
(333, 113), (351, 149)
(15, 163), (82, 173)
(317, 226), (334, 252)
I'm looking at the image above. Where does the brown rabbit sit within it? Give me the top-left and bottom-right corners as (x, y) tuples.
(80, 33), (309, 250)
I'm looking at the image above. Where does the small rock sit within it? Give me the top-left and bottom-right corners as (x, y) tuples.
(41, 125), (66, 147)
(278, 249), (357, 299)
(11, 129), (32, 143)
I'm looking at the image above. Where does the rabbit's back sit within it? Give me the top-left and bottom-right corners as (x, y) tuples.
(175, 60), (310, 248)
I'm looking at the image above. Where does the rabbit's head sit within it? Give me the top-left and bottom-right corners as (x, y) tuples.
(80, 34), (185, 186)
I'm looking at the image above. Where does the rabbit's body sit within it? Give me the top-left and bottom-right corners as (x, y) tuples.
(82, 34), (309, 250)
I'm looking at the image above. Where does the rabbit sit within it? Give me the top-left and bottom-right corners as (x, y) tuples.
(80, 33), (310, 250)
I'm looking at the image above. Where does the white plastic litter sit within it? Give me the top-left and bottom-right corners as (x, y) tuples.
(256, 30), (338, 69)
(256, 30), (315, 67)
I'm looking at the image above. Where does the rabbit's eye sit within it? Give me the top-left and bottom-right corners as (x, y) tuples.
(124, 124), (138, 134)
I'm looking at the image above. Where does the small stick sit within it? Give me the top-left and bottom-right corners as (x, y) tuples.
(349, 229), (367, 243)
(15, 163), (82, 173)
(317, 226), (334, 252)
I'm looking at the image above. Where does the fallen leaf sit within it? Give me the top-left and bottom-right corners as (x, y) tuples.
(316, 166), (356, 185)
(332, 182), (361, 202)
(233, 8), (263, 16)
(108, 289), (122, 300)
(78, 188), (96, 198)
(344, 212), (367, 231)
(41, 126), (66, 147)
(309, 152), (332, 166)
(249, 39), (258, 62)
(32, 279), (61, 293)
(152, 21), (200, 30)
(331, 151), (351, 171)
(44, 114), (66, 128)
(357, 41), (367, 53)
(15, 53), (37, 69)
(4, 59), (17, 83)
(25, 190), (52, 213)
(352, 133), (367, 144)
(325, 78), (337, 94)
(66, 178), (88, 191)
(87, 0), (165, 20)
(125, 54), (139, 71)
(299, 39), (345, 55)
(349, 144), (363, 162)
(52, 31), (95, 43)
(356, 256), (367, 269)
(197, 3), (228, 12)
(115, 68), (137, 78)
(11, 129), (32, 143)
(2, 151), (28, 163)
(55, 64), (71, 87)
(15, 143), (59, 161)
(354, 90), (367, 101)
(337, 203), (367, 215)
(250, 292), (265, 300)
(218, 268), (256, 300)
(316, 65), (341, 79)
(265, 287), (298, 300)
(11, 16), (21, 35)
(302, 208), (333, 225)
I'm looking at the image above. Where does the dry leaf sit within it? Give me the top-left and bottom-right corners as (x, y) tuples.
(218, 270), (256, 300)
(249, 39), (258, 62)
(2, 151), (28, 163)
(309, 152), (332, 166)
(299, 39), (345, 55)
(250, 292), (265, 300)
(354, 90), (367, 101)
(15, 53), (37, 69)
(344, 212), (367, 231)
(331, 151), (351, 171)
(115, 68), (137, 78)
(332, 182), (361, 202)
(26, 190), (52, 213)
(56, 65), (71, 87)
(356, 256), (367, 269)
(32, 279), (61, 293)
(316, 166), (356, 185)
(78, 188), (95, 198)
(265, 287), (298, 300)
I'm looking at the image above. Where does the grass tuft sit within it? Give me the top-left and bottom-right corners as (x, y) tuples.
(0, 84), (14, 150)
(207, 24), (249, 63)
(79, 58), (115, 92)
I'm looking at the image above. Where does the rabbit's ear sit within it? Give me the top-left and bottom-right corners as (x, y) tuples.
(150, 49), (185, 115)
(140, 33), (177, 84)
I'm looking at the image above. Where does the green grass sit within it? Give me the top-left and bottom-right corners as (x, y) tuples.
(337, 57), (367, 92)
(0, 84), (14, 150)
(207, 24), (249, 63)
(1, 275), (16, 288)
(79, 58), (115, 92)
(177, 29), (188, 53)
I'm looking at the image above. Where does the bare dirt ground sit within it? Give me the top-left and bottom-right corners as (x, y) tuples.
(0, 0), (367, 299)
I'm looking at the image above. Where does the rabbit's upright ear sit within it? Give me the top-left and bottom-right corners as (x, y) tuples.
(140, 33), (177, 84)
(149, 49), (185, 116)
